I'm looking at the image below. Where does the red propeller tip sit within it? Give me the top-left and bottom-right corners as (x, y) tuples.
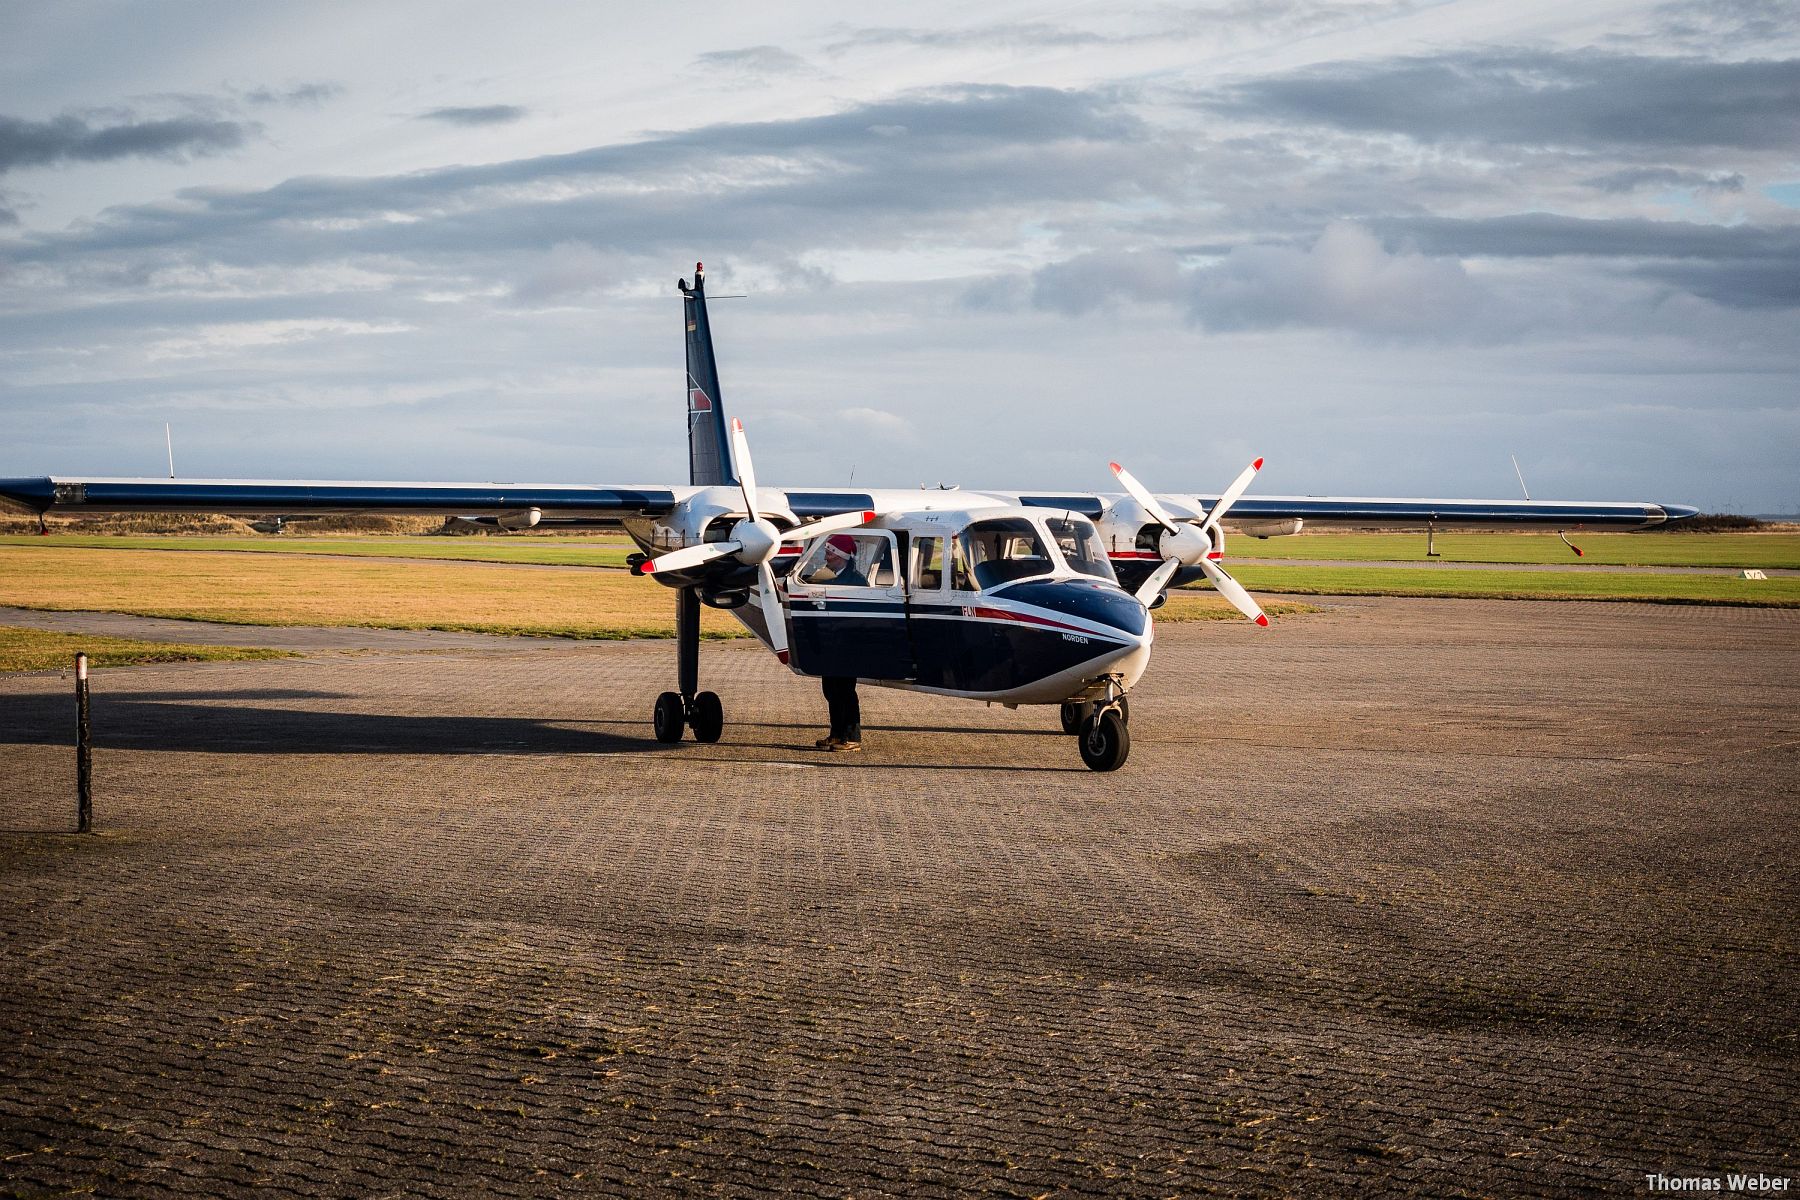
(640, 561), (656, 573)
(862, 510), (876, 522)
(1108, 462), (1122, 474)
(731, 418), (743, 432)
(1254, 614), (1269, 627)
(1207, 551), (1222, 560)
(776, 650), (789, 664)
(1252, 457), (1264, 470)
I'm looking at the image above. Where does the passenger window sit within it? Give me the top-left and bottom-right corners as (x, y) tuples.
(912, 537), (944, 590)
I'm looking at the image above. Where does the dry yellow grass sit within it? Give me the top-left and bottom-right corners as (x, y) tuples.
(0, 625), (292, 673)
(0, 546), (746, 640)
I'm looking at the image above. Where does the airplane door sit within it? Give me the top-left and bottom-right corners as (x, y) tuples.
(903, 528), (955, 689)
(786, 530), (912, 680)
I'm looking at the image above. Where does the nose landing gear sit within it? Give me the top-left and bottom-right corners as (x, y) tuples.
(652, 586), (726, 744)
(1063, 676), (1132, 771)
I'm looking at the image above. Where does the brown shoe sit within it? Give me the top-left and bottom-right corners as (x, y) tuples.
(827, 739), (862, 752)
(815, 735), (837, 749)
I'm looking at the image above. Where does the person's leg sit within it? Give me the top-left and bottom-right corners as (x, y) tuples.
(821, 676), (849, 743)
(821, 676), (860, 746)
(842, 681), (861, 743)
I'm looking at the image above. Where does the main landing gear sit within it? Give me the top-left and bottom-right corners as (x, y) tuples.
(653, 587), (725, 744)
(1061, 680), (1131, 772)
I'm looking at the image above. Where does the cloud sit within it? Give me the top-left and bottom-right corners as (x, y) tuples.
(1029, 250), (1182, 315)
(691, 46), (819, 79)
(1182, 223), (1488, 337)
(417, 105), (528, 126)
(0, 112), (251, 173)
(1582, 167), (1744, 194)
(1204, 50), (1800, 151)
(243, 82), (343, 107)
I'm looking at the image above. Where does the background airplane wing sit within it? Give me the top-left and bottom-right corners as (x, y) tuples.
(0, 476), (678, 523)
(1013, 492), (1699, 529)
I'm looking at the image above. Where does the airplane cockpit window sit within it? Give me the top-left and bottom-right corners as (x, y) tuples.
(796, 532), (896, 587)
(956, 518), (1055, 590)
(1045, 516), (1117, 583)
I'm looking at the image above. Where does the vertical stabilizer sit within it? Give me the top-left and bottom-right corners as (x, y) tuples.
(680, 262), (734, 486)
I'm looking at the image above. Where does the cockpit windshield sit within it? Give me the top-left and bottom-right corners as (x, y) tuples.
(954, 517), (1057, 590)
(1045, 516), (1117, 583)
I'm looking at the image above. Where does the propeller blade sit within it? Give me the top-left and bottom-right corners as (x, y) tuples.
(729, 417), (758, 518)
(640, 540), (739, 574)
(757, 563), (789, 663)
(1199, 457), (1264, 534)
(1134, 558), (1181, 607)
(781, 509), (879, 542)
(1198, 557), (1268, 627)
(1108, 461), (1178, 534)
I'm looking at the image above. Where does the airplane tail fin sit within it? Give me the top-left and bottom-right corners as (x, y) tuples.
(680, 262), (734, 487)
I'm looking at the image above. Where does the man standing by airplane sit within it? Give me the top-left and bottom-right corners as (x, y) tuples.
(817, 535), (865, 753)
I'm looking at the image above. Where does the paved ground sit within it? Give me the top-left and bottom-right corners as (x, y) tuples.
(1, 597), (1795, 1197)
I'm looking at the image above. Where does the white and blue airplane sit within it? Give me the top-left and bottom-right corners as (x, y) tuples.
(0, 262), (1697, 770)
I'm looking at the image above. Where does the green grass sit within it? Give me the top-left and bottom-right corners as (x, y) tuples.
(1226, 530), (1800, 569)
(0, 534), (636, 568)
(1224, 565), (1800, 607)
(0, 625), (295, 673)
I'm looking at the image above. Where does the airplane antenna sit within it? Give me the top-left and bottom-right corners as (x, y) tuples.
(1510, 453), (1531, 501)
(165, 423), (175, 479)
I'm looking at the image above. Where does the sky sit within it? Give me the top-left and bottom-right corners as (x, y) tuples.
(2, 0), (1797, 512)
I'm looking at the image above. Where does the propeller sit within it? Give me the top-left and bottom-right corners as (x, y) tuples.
(1109, 458), (1269, 627)
(639, 418), (877, 661)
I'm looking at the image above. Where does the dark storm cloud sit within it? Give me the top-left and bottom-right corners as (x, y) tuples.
(417, 105), (529, 126)
(1205, 50), (1800, 151)
(0, 112), (251, 173)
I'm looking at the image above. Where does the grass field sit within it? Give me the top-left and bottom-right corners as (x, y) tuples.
(0, 545), (1310, 638)
(0, 625), (293, 673)
(1228, 565), (1800, 606)
(0, 533), (636, 568)
(1226, 530), (1800, 569)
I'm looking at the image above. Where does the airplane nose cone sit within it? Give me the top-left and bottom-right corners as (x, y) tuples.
(1657, 504), (1700, 523)
(989, 579), (1147, 637)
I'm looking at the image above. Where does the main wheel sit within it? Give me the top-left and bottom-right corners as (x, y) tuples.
(1078, 709), (1131, 772)
(652, 691), (686, 743)
(689, 691), (724, 744)
(1059, 701), (1092, 735)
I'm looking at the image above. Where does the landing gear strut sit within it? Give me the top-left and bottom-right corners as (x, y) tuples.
(653, 586), (724, 744)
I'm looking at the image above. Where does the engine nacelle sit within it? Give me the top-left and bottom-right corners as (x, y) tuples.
(1231, 518), (1304, 539)
(495, 507), (542, 531)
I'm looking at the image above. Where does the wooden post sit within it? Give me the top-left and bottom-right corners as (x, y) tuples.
(75, 652), (92, 833)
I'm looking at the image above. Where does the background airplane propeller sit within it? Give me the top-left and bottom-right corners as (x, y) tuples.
(1110, 458), (1269, 627)
(641, 418), (876, 660)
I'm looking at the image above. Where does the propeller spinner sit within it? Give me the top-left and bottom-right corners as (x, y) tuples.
(1110, 458), (1269, 627)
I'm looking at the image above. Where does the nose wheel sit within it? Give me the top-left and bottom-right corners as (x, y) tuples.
(1077, 707), (1130, 771)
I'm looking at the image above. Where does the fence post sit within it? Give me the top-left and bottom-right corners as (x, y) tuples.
(75, 652), (92, 833)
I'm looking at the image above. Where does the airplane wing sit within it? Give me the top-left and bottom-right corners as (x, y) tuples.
(0, 476), (677, 523)
(1011, 492), (1698, 530)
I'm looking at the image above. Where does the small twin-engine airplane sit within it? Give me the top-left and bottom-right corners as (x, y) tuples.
(1, 263), (1698, 770)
